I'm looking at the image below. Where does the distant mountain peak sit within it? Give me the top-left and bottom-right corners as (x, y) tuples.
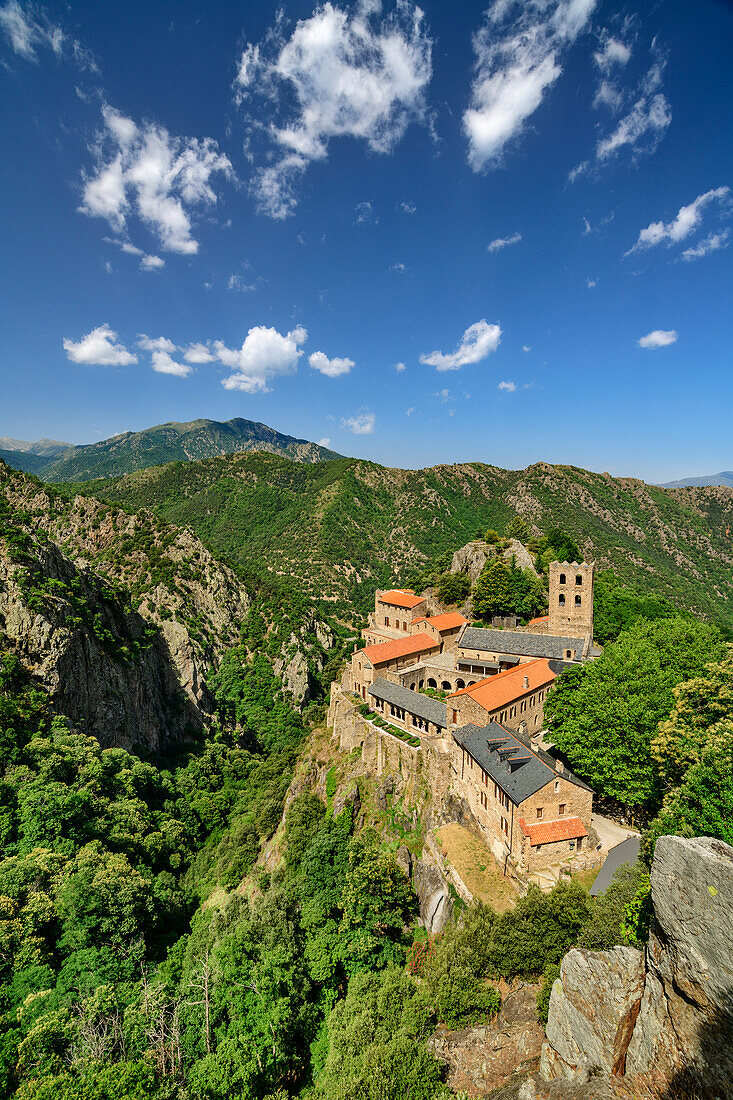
(0, 417), (342, 483)
(660, 471), (733, 489)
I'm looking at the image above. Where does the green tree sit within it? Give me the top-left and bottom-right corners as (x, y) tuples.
(545, 617), (724, 809)
(486, 881), (590, 978)
(436, 572), (470, 606)
(340, 831), (416, 974)
(505, 516), (530, 542)
(577, 863), (647, 950)
(472, 560), (512, 619)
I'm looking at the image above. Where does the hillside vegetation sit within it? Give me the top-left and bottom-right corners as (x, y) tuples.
(77, 452), (733, 629)
(0, 417), (341, 483)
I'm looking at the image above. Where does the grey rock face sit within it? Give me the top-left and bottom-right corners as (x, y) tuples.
(332, 778), (360, 819)
(625, 835), (733, 1090)
(541, 948), (645, 1081)
(412, 858), (453, 934)
(450, 539), (539, 584)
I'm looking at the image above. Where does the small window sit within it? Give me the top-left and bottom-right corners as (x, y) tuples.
(536, 807), (543, 820)
(385, 617), (390, 627)
(554, 779), (560, 792)
(403, 621), (407, 631)
(480, 792), (487, 809)
(569, 840), (575, 850)
(559, 803), (566, 815)
(502, 817), (509, 836)
(576, 574), (583, 585)
(575, 595), (582, 607)
(559, 594), (565, 606)
(452, 709), (458, 723)
(559, 572), (566, 584)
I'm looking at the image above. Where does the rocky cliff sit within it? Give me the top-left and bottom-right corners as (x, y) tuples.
(538, 835), (733, 1098)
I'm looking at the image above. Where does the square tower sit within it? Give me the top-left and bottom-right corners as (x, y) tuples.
(547, 561), (594, 640)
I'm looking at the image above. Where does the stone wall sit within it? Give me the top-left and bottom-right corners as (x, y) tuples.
(451, 682), (552, 736)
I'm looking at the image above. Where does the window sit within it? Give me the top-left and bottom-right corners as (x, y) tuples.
(482, 769), (488, 786)
(385, 617), (390, 627)
(559, 803), (566, 815)
(554, 780), (560, 792)
(480, 792), (487, 809)
(536, 807), (543, 820)
(575, 595), (582, 606)
(559, 594), (565, 606)
(559, 572), (566, 584)
(502, 817), (509, 836)
(576, 574), (583, 585)
(403, 621), (407, 631)
(452, 709), (458, 723)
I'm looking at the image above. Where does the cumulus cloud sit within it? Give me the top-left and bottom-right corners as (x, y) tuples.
(681, 229), (730, 262)
(463, 0), (595, 171)
(217, 325), (307, 393)
(638, 329), (677, 349)
(341, 410), (375, 434)
(107, 237), (165, 271)
(627, 187), (731, 255)
(0, 0), (96, 68)
(235, 1), (432, 218)
(488, 231), (522, 252)
(394, 361), (406, 372)
(308, 350), (354, 378)
(318, 437), (331, 447)
(183, 342), (215, 364)
(420, 320), (502, 372)
(137, 335), (192, 377)
(498, 380), (516, 392)
(63, 324), (137, 366)
(79, 104), (232, 254)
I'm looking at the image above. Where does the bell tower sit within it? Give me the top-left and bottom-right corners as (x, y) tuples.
(548, 561), (594, 640)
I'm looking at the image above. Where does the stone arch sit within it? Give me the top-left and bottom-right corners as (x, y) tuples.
(559, 593), (565, 606)
(559, 572), (566, 584)
(456, 678), (465, 689)
(410, 682), (416, 690)
(419, 679), (425, 688)
(575, 573), (583, 585)
(441, 680), (452, 691)
(427, 677), (437, 689)
(468, 680), (477, 687)
(575, 594), (582, 606)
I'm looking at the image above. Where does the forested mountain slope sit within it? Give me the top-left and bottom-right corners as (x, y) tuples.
(0, 417), (341, 482)
(78, 452), (733, 628)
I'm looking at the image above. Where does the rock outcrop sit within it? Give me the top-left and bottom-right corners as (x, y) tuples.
(412, 857), (453, 934)
(540, 835), (733, 1097)
(430, 984), (544, 1097)
(450, 538), (539, 584)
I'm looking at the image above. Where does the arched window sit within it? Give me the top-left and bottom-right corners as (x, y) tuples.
(427, 677), (437, 689)
(559, 573), (566, 584)
(575, 574), (583, 585)
(442, 681), (452, 691)
(559, 594), (565, 606)
(410, 682), (416, 690)
(575, 595), (582, 606)
(456, 678), (465, 689)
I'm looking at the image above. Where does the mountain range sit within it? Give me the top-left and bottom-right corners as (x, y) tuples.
(0, 417), (340, 481)
(660, 471), (733, 489)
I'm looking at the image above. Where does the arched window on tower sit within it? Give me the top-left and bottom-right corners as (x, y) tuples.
(559, 573), (566, 584)
(576, 574), (583, 585)
(559, 594), (565, 606)
(575, 595), (582, 606)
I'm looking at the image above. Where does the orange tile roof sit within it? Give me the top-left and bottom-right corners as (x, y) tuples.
(378, 589), (425, 609)
(518, 816), (588, 845)
(448, 658), (556, 712)
(359, 632), (439, 664)
(414, 612), (468, 631)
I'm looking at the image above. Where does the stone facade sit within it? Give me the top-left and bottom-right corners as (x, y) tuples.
(448, 669), (554, 736)
(548, 561), (595, 639)
(362, 588), (428, 645)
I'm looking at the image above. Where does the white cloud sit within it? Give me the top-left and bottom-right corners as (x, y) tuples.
(140, 253), (164, 271)
(681, 229), (730, 262)
(420, 320), (502, 372)
(80, 104), (232, 254)
(318, 437), (331, 447)
(406, 406), (415, 416)
(228, 273), (256, 292)
(390, 261), (407, 273)
(183, 342), (215, 364)
(137, 334), (192, 377)
(217, 325), (307, 393)
(638, 329), (677, 349)
(355, 200), (377, 226)
(498, 380), (516, 392)
(0, 0), (96, 68)
(394, 361), (406, 372)
(627, 187), (731, 254)
(400, 200), (417, 214)
(341, 410), (375, 434)
(63, 324), (137, 366)
(522, 344), (531, 352)
(593, 33), (631, 74)
(463, 0), (595, 171)
(309, 350), (355, 378)
(488, 231), (522, 252)
(586, 277), (597, 288)
(236, 1), (432, 218)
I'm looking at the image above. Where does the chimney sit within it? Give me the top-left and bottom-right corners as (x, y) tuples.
(555, 758), (563, 773)
(523, 675), (529, 690)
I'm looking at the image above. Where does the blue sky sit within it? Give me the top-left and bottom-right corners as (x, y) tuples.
(1, 0), (732, 481)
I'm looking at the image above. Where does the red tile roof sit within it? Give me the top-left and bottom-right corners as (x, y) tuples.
(359, 632), (439, 664)
(518, 816), (588, 845)
(378, 589), (425, 609)
(448, 658), (556, 713)
(414, 612), (468, 631)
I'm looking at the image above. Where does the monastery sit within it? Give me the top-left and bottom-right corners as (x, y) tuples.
(329, 561), (599, 877)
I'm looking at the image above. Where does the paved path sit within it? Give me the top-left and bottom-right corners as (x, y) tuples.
(592, 811), (640, 852)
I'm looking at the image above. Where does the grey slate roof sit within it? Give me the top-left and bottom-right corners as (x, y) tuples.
(369, 678), (448, 728)
(589, 837), (641, 896)
(452, 720), (593, 805)
(459, 627), (586, 661)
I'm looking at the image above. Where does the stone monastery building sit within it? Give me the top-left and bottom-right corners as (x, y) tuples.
(330, 562), (598, 875)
